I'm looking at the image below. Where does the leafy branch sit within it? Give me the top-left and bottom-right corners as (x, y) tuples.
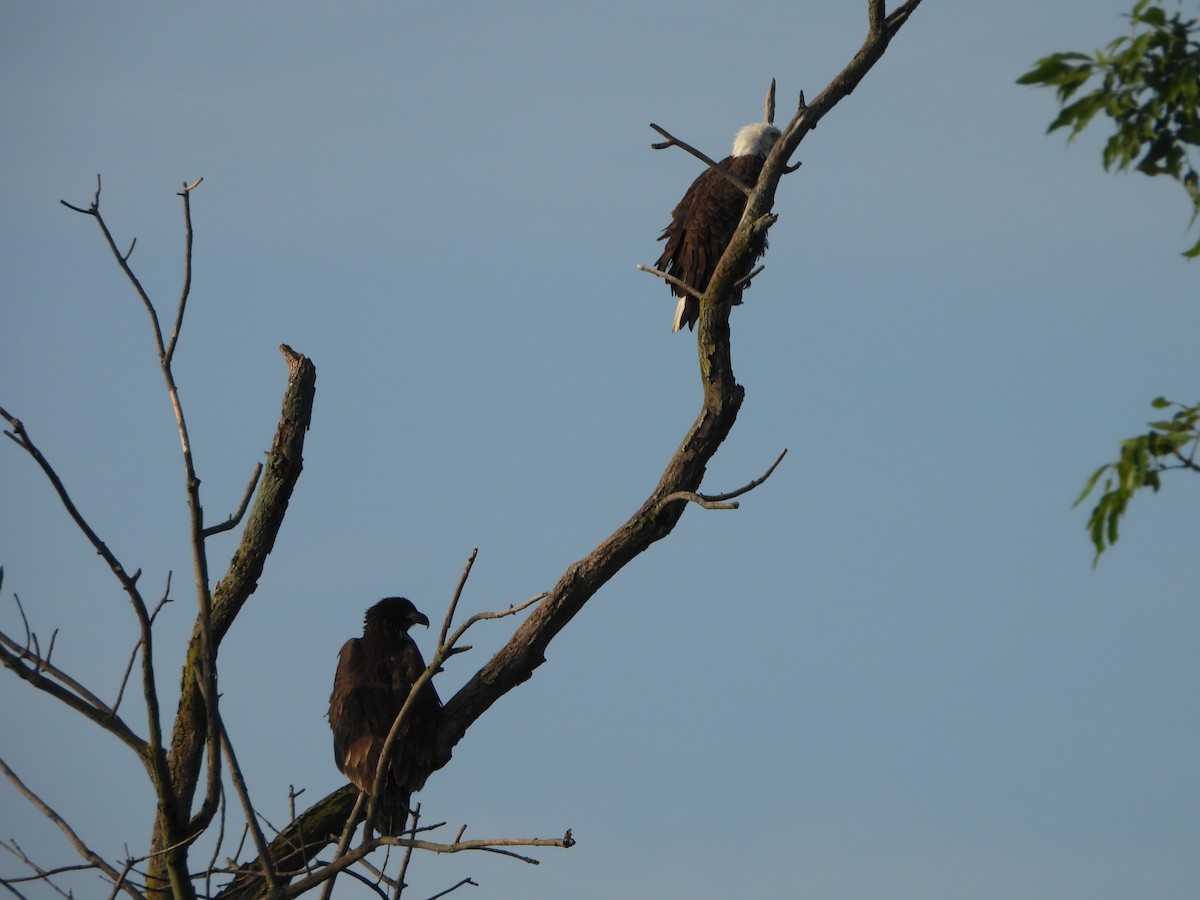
(1018, 0), (1200, 256)
(1075, 396), (1200, 562)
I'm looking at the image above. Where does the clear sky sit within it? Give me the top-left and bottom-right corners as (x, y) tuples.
(2, 2), (1198, 898)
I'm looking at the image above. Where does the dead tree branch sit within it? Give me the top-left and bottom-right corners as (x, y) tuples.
(656, 447), (789, 512)
(648, 123), (756, 195)
(5, 182), (318, 897)
(165, 343), (316, 878)
(223, 4), (923, 892)
(439, 0), (925, 766)
(634, 263), (704, 300)
(202, 464), (264, 538)
(0, 756), (146, 900)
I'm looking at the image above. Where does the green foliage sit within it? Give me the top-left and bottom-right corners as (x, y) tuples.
(1075, 397), (1200, 562)
(1018, 0), (1200, 257)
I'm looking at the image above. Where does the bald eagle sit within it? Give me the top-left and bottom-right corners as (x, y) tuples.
(328, 597), (442, 836)
(656, 121), (781, 332)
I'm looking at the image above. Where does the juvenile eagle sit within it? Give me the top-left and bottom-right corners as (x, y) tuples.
(328, 597), (442, 836)
(656, 121), (781, 332)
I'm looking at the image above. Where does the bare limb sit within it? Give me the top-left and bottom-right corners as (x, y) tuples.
(868, 0), (886, 37)
(425, 877), (480, 899)
(208, 683), (277, 894)
(201, 464), (263, 538)
(438, 549), (478, 648)
(60, 175), (166, 358)
(0, 408), (150, 615)
(0, 408), (171, 820)
(648, 124), (755, 195)
(655, 448), (788, 513)
(0, 627), (147, 756)
(104, 858), (139, 900)
(733, 264), (766, 290)
(635, 263), (704, 300)
(0, 839), (80, 898)
(114, 574), (173, 715)
(58, 181), (218, 879)
(315, 792), (368, 900)
(394, 804), (421, 898)
(165, 178), (204, 367)
(167, 343), (316, 865)
(281, 830), (572, 899)
(0, 757), (146, 899)
(203, 792), (227, 900)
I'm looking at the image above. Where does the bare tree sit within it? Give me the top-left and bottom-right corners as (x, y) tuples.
(1, 3), (923, 897)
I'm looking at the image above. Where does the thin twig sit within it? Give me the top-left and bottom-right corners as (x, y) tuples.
(60, 175), (166, 357)
(655, 448), (788, 513)
(394, 804), (421, 897)
(217, 717), (278, 893)
(634, 264), (704, 300)
(286, 831), (572, 899)
(0, 628), (115, 718)
(104, 858), (138, 900)
(0, 628), (146, 754)
(0, 408), (166, 790)
(0, 409), (150, 615)
(424, 877), (480, 899)
(113, 573), (172, 715)
(648, 124), (754, 195)
(0, 839), (76, 899)
(0, 757), (146, 899)
(202, 463), (263, 538)
(286, 784), (314, 882)
(318, 792), (367, 900)
(58, 180), (216, 864)
(165, 178), (203, 367)
(439, 549), (478, 649)
(205, 791), (227, 900)
(732, 264), (766, 290)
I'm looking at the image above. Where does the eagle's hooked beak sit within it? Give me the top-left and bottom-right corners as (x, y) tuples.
(414, 612), (430, 628)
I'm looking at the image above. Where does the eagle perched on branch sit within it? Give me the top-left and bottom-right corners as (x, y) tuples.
(328, 597), (442, 835)
(656, 121), (781, 332)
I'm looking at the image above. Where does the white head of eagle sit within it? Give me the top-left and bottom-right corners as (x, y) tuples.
(731, 122), (781, 158)
(656, 121), (782, 332)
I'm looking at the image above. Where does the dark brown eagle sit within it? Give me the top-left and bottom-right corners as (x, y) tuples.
(656, 121), (781, 332)
(328, 597), (442, 836)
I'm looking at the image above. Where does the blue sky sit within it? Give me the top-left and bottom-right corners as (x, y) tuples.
(2, 2), (1198, 898)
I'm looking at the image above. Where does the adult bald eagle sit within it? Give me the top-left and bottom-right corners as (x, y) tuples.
(656, 121), (781, 332)
(328, 597), (442, 836)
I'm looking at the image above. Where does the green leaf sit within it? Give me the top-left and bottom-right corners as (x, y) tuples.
(1135, 5), (1168, 28)
(1016, 52), (1093, 85)
(1074, 462), (1114, 507)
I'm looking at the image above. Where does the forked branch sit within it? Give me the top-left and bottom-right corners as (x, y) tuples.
(228, 5), (923, 894)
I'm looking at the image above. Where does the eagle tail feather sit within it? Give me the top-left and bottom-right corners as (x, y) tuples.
(671, 295), (692, 332)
